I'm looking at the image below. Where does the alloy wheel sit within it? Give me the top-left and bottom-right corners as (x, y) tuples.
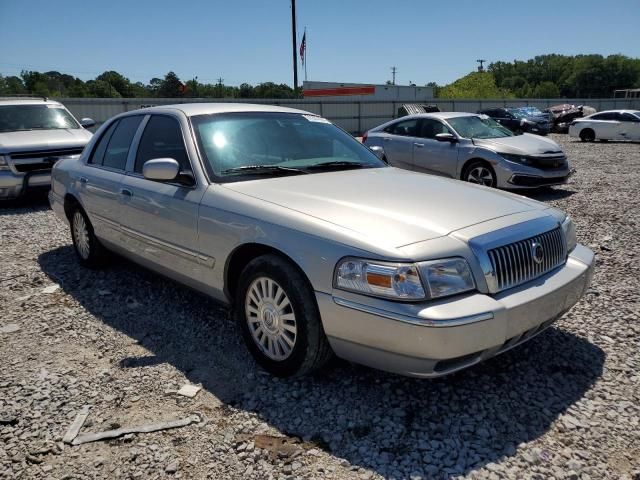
(467, 166), (495, 187)
(72, 211), (91, 260)
(245, 277), (297, 361)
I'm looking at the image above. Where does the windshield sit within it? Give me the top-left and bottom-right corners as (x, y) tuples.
(0, 104), (80, 132)
(447, 115), (513, 139)
(191, 112), (386, 180)
(507, 109), (528, 119)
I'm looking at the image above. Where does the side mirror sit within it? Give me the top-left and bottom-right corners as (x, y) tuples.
(369, 145), (386, 161)
(142, 158), (180, 181)
(435, 133), (457, 143)
(80, 118), (96, 129)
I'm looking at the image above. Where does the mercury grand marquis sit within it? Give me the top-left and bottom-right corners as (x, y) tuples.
(49, 104), (594, 378)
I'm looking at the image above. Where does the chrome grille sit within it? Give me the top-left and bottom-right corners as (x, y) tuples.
(488, 227), (567, 292)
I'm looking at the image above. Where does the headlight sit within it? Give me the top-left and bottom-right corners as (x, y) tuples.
(562, 216), (577, 252)
(334, 258), (425, 300)
(500, 153), (533, 166)
(334, 257), (475, 301)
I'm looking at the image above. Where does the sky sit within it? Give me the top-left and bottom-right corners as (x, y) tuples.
(1, 0), (639, 88)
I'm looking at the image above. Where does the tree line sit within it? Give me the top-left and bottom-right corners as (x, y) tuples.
(1, 54), (638, 100)
(0, 70), (299, 99)
(436, 54), (640, 99)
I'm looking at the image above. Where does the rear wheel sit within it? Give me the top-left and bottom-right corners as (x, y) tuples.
(579, 128), (595, 142)
(235, 254), (333, 377)
(463, 161), (497, 188)
(70, 207), (107, 268)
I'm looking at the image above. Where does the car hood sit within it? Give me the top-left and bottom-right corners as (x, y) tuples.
(472, 134), (562, 155)
(223, 167), (548, 248)
(0, 128), (92, 152)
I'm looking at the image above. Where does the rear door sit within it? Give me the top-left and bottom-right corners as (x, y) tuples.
(78, 116), (143, 244)
(618, 112), (640, 140)
(412, 118), (459, 177)
(590, 113), (619, 139)
(118, 114), (210, 283)
(380, 118), (421, 171)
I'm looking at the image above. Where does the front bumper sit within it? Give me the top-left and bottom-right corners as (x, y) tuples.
(319, 244), (594, 377)
(0, 170), (51, 199)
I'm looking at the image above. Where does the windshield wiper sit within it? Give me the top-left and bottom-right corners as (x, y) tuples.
(304, 161), (368, 171)
(221, 164), (308, 176)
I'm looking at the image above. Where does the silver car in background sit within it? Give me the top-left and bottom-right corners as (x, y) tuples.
(50, 104), (593, 378)
(0, 97), (95, 199)
(363, 113), (571, 189)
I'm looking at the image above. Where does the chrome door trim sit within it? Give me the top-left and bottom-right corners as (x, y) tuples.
(120, 225), (215, 267)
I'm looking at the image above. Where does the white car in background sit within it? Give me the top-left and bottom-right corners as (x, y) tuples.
(569, 110), (640, 142)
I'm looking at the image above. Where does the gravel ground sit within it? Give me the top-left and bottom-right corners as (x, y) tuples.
(1, 134), (639, 480)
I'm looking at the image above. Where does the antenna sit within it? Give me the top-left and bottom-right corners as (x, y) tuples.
(391, 66), (397, 85)
(476, 59), (486, 72)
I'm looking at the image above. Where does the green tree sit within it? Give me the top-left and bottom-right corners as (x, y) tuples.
(158, 71), (183, 97)
(438, 72), (513, 99)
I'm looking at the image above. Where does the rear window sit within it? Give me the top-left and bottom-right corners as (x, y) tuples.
(89, 116), (143, 170)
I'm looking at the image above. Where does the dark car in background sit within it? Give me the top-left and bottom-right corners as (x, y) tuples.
(478, 107), (550, 136)
(546, 104), (597, 133)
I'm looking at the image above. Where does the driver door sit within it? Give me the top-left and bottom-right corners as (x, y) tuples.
(412, 119), (459, 177)
(118, 114), (209, 283)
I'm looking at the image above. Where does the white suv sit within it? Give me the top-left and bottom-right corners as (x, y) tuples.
(0, 97), (95, 199)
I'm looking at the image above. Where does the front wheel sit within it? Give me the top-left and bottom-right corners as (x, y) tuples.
(70, 207), (107, 268)
(235, 254), (333, 377)
(463, 161), (497, 188)
(579, 128), (595, 142)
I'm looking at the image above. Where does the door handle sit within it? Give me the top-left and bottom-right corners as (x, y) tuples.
(120, 188), (133, 197)
(383, 137), (391, 141)
(79, 176), (88, 184)
(414, 143), (424, 147)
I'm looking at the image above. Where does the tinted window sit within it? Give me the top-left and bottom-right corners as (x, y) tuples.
(102, 116), (143, 170)
(419, 119), (451, 139)
(385, 119), (419, 136)
(620, 113), (640, 122)
(591, 113), (616, 121)
(135, 116), (190, 173)
(89, 121), (118, 165)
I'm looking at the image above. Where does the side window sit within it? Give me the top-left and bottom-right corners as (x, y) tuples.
(102, 116), (143, 170)
(619, 113), (639, 122)
(384, 119), (419, 137)
(592, 113), (615, 121)
(135, 116), (190, 174)
(419, 119), (451, 139)
(88, 121), (118, 165)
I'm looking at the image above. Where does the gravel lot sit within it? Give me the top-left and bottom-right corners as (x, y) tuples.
(1, 134), (639, 480)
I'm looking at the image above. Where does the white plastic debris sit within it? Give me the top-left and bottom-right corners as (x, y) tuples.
(41, 284), (60, 294)
(176, 384), (201, 398)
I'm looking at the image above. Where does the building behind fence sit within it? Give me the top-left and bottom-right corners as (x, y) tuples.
(57, 97), (640, 135)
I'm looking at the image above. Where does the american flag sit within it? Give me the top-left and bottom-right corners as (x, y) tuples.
(299, 31), (306, 65)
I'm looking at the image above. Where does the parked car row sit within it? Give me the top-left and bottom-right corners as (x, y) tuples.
(41, 102), (595, 378)
(477, 107), (551, 136)
(363, 112), (570, 189)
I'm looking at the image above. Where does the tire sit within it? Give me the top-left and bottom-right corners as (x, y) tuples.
(69, 207), (107, 268)
(235, 254), (333, 377)
(463, 160), (497, 188)
(579, 128), (595, 142)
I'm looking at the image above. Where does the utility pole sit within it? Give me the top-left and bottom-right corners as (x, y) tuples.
(216, 77), (224, 98)
(391, 66), (397, 85)
(291, 0), (298, 92)
(476, 59), (486, 72)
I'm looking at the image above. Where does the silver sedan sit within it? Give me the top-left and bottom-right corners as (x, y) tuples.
(50, 104), (593, 378)
(363, 112), (571, 189)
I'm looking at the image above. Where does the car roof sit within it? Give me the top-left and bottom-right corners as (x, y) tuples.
(590, 109), (639, 115)
(399, 112), (479, 121)
(139, 102), (313, 117)
(0, 98), (64, 107)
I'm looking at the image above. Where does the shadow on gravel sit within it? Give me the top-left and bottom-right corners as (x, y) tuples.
(521, 187), (576, 201)
(38, 246), (604, 479)
(0, 192), (50, 216)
